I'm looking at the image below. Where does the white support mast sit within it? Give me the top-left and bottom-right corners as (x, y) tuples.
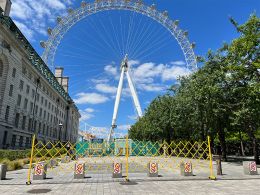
(107, 54), (142, 142)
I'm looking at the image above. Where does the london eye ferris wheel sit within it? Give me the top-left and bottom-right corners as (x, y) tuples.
(40, 0), (198, 140)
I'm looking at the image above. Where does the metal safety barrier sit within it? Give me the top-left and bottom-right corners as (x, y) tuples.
(26, 135), (215, 184)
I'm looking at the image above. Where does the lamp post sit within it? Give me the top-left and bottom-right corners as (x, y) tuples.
(31, 77), (40, 143)
(58, 123), (63, 142)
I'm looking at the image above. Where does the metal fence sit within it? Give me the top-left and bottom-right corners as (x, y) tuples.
(26, 135), (215, 184)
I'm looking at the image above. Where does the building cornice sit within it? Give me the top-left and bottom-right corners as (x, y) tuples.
(0, 15), (79, 112)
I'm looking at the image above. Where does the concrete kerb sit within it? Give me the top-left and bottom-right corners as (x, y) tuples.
(33, 162), (47, 180)
(180, 162), (193, 176)
(243, 161), (258, 175)
(112, 162), (122, 178)
(0, 164), (7, 180)
(147, 162), (158, 177)
(74, 162), (85, 179)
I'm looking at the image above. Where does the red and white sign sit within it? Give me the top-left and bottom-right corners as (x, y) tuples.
(249, 162), (257, 172)
(184, 162), (192, 173)
(150, 162), (158, 173)
(34, 164), (44, 176)
(75, 163), (84, 175)
(114, 163), (121, 174)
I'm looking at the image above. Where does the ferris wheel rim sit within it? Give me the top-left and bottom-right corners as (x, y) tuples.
(41, 0), (197, 72)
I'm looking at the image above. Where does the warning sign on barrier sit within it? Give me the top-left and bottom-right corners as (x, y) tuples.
(150, 162), (158, 173)
(75, 164), (84, 175)
(34, 164), (44, 176)
(184, 162), (192, 173)
(249, 162), (257, 172)
(114, 163), (121, 174)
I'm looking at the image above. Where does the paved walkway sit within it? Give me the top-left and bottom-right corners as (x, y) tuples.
(0, 161), (260, 194)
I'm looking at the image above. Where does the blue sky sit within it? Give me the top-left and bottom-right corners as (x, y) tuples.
(10, 0), (259, 138)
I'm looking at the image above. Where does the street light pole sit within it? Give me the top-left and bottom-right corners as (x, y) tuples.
(58, 123), (63, 142)
(30, 77), (40, 143)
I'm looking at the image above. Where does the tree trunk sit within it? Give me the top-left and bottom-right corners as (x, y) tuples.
(218, 128), (227, 161)
(239, 129), (245, 156)
(248, 129), (259, 164)
(252, 137), (259, 164)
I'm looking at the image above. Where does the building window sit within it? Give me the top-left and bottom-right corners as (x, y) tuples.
(11, 135), (16, 147)
(32, 89), (35, 99)
(25, 137), (30, 148)
(33, 121), (37, 132)
(9, 84), (13, 96)
(43, 124), (46, 135)
(22, 116), (26, 130)
(28, 118), (32, 131)
(36, 93), (40, 102)
(30, 102), (33, 113)
(46, 126), (49, 137)
(45, 99), (47, 107)
(48, 102), (51, 110)
(43, 110), (46, 119)
(14, 113), (20, 128)
(12, 68), (16, 78)
(39, 108), (42, 117)
(17, 94), (22, 106)
(19, 80), (24, 91)
(35, 105), (38, 115)
(41, 96), (44, 105)
(19, 136), (23, 147)
(5, 106), (10, 121)
(22, 65), (27, 75)
(0, 60), (3, 77)
(23, 98), (28, 110)
(26, 85), (30, 94)
(38, 123), (41, 134)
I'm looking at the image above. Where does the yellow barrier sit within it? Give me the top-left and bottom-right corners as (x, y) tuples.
(26, 136), (215, 184)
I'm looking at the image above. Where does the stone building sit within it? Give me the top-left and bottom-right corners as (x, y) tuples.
(0, 1), (80, 149)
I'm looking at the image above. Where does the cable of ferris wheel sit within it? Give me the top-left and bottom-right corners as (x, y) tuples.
(86, 13), (122, 60)
(133, 35), (174, 62)
(124, 12), (148, 57)
(128, 14), (157, 57)
(130, 20), (170, 60)
(97, 11), (124, 60)
(125, 9), (137, 56)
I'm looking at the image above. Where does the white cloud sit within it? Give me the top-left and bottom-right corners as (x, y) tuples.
(128, 115), (137, 120)
(85, 108), (94, 113)
(128, 60), (140, 67)
(45, 0), (66, 10)
(171, 60), (186, 66)
(74, 93), (109, 105)
(104, 65), (118, 76)
(13, 20), (34, 40)
(79, 108), (95, 122)
(91, 79), (110, 84)
(96, 83), (117, 94)
(139, 84), (166, 92)
(10, 0), (71, 40)
(162, 66), (191, 81)
(117, 124), (131, 131)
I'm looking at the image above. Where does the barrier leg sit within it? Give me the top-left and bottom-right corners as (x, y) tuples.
(26, 135), (36, 185)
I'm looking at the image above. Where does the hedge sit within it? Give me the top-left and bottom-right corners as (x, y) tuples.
(0, 149), (31, 161)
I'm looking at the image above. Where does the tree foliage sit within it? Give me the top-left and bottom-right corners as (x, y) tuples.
(129, 14), (260, 163)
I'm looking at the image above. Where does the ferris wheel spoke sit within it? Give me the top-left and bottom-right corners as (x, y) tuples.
(96, 12), (122, 60)
(128, 16), (155, 59)
(131, 22), (172, 60)
(125, 13), (147, 58)
(125, 10), (137, 55)
(135, 36), (174, 62)
(130, 21), (164, 60)
(87, 13), (122, 60)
